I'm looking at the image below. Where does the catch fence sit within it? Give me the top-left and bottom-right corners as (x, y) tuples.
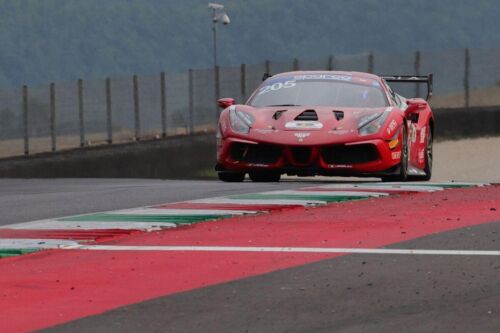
(0, 47), (498, 158)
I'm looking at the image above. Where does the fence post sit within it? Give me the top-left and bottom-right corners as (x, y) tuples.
(464, 48), (470, 109)
(77, 78), (85, 147)
(367, 52), (374, 74)
(188, 69), (194, 135)
(105, 77), (112, 144)
(328, 55), (334, 70)
(214, 65), (220, 124)
(240, 63), (246, 102)
(160, 72), (167, 138)
(293, 58), (299, 71)
(49, 83), (56, 152)
(265, 59), (271, 74)
(133, 74), (140, 140)
(22, 85), (29, 155)
(414, 51), (421, 98)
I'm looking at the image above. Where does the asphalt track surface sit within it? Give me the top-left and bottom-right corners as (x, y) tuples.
(46, 224), (500, 333)
(0, 178), (322, 226)
(1, 179), (500, 332)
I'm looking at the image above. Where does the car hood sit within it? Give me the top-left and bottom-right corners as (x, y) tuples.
(236, 105), (389, 133)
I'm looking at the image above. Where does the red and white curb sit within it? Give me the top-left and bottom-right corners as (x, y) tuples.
(0, 182), (488, 252)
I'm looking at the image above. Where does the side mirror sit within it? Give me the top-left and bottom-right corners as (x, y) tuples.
(217, 98), (235, 109)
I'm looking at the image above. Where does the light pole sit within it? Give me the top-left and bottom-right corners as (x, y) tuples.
(208, 2), (230, 68)
(209, 2), (230, 125)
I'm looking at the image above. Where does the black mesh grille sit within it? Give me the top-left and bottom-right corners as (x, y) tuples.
(295, 110), (318, 121)
(290, 147), (312, 164)
(230, 143), (282, 164)
(322, 144), (379, 164)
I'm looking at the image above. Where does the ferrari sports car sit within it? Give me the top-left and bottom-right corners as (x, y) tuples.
(215, 71), (434, 182)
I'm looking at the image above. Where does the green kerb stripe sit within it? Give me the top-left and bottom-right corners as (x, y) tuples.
(0, 248), (39, 258)
(59, 213), (232, 224)
(229, 194), (367, 203)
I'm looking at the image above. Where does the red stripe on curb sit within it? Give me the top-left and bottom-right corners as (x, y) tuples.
(0, 229), (139, 242)
(153, 202), (303, 211)
(0, 185), (499, 332)
(117, 185), (500, 248)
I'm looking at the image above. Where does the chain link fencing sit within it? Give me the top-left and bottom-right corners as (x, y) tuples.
(0, 47), (498, 158)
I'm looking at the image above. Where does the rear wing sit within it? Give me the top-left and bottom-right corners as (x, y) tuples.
(380, 74), (433, 100)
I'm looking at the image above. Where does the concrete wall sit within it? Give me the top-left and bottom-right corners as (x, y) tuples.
(0, 106), (498, 179)
(433, 106), (500, 140)
(0, 133), (216, 179)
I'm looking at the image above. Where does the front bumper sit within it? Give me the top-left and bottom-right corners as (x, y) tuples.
(217, 137), (401, 176)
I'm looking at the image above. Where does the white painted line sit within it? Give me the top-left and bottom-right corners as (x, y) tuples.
(0, 238), (80, 249)
(61, 245), (500, 256)
(261, 190), (388, 197)
(1, 220), (176, 231)
(376, 182), (489, 187)
(191, 198), (327, 206)
(110, 208), (256, 216)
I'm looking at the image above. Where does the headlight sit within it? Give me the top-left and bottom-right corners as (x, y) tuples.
(358, 110), (390, 136)
(229, 107), (255, 134)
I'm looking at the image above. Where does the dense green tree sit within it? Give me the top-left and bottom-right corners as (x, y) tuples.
(0, 0), (499, 87)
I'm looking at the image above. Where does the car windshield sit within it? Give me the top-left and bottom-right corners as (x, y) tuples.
(248, 74), (389, 108)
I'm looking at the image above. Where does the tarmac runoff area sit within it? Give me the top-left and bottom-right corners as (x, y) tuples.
(0, 137), (499, 332)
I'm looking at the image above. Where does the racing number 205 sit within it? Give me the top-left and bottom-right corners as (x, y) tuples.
(258, 80), (296, 95)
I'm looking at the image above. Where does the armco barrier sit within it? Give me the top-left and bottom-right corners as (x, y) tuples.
(0, 107), (497, 179)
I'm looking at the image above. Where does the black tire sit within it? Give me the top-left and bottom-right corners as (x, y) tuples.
(410, 126), (433, 181)
(381, 125), (408, 182)
(217, 171), (245, 182)
(249, 171), (281, 182)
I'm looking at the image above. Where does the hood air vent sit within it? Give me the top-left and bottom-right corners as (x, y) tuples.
(273, 110), (286, 120)
(295, 109), (318, 121)
(333, 110), (344, 121)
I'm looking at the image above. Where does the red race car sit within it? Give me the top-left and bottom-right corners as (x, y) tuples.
(215, 71), (434, 182)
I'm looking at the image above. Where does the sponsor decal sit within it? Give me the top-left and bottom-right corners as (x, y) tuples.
(392, 151), (401, 160)
(294, 132), (311, 142)
(387, 119), (397, 135)
(254, 129), (275, 134)
(257, 80), (296, 95)
(418, 149), (425, 163)
(285, 121), (323, 130)
(294, 74), (352, 81)
(420, 126), (426, 144)
(248, 163), (270, 167)
(329, 129), (350, 135)
(328, 164), (353, 169)
(410, 123), (417, 143)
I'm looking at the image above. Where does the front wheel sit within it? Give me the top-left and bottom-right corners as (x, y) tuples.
(381, 125), (408, 182)
(249, 171), (281, 182)
(218, 171), (245, 182)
